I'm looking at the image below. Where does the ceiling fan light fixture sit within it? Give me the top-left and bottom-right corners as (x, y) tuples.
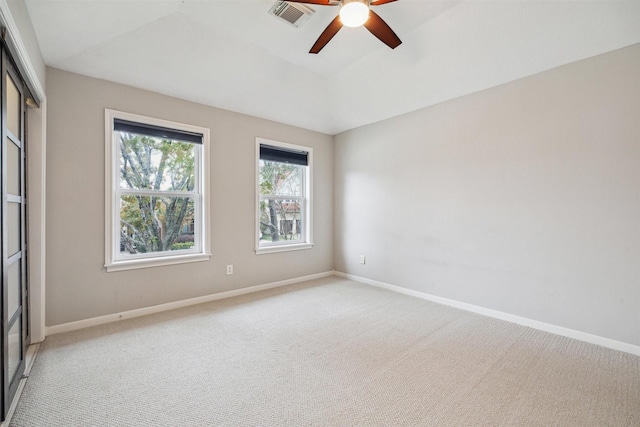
(339, 0), (369, 28)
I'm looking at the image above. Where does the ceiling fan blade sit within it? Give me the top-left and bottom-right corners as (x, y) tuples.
(310, 15), (343, 54)
(363, 10), (402, 49)
(284, 0), (335, 5)
(371, 0), (398, 5)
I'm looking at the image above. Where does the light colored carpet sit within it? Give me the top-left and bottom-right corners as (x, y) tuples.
(10, 276), (640, 426)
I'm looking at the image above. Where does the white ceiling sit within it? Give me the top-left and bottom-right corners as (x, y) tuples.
(24, 0), (640, 135)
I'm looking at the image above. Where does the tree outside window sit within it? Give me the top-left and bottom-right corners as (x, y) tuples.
(259, 160), (303, 243)
(256, 139), (312, 253)
(119, 134), (196, 254)
(105, 109), (210, 272)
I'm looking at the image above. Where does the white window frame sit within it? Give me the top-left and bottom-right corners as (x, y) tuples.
(256, 138), (313, 254)
(105, 109), (211, 272)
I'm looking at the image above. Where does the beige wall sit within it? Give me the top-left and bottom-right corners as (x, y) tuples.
(46, 44), (639, 347)
(334, 44), (640, 346)
(45, 68), (333, 326)
(7, 0), (46, 92)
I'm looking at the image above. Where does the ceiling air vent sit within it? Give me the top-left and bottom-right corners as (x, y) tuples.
(268, 1), (315, 28)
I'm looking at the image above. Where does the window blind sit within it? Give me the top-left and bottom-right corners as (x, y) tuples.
(260, 144), (308, 166)
(114, 118), (202, 144)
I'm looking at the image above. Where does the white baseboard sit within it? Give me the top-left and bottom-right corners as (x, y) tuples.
(334, 271), (640, 357)
(45, 270), (640, 357)
(46, 271), (334, 336)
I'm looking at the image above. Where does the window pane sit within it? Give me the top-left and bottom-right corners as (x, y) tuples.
(259, 199), (302, 243)
(7, 139), (20, 195)
(259, 161), (303, 197)
(8, 260), (20, 320)
(7, 74), (21, 137)
(118, 132), (195, 192)
(120, 195), (195, 255)
(8, 319), (21, 382)
(8, 202), (20, 257)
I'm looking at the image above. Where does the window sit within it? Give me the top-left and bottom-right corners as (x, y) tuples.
(105, 110), (210, 271)
(256, 138), (313, 254)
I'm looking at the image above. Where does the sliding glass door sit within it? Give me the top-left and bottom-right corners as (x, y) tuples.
(1, 45), (27, 420)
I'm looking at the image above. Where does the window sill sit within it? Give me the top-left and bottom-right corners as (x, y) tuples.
(255, 243), (313, 255)
(105, 253), (211, 272)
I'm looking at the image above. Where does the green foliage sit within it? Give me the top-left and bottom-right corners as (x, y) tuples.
(171, 242), (194, 251)
(120, 135), (194, 192)
(259, 161), (298, 196)
(119, 133), (196, 254)
(258, 160), (302, 242)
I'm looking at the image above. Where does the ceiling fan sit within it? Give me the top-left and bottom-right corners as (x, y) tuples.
(285, 0), (402, 54)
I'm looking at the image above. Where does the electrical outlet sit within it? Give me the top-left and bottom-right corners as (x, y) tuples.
(226, 264), (233, 275)
(359, 255), (366, 265)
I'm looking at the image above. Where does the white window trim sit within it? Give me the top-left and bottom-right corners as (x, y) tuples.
(255, 137), (313, 255)
(104, 109), (211, 272)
